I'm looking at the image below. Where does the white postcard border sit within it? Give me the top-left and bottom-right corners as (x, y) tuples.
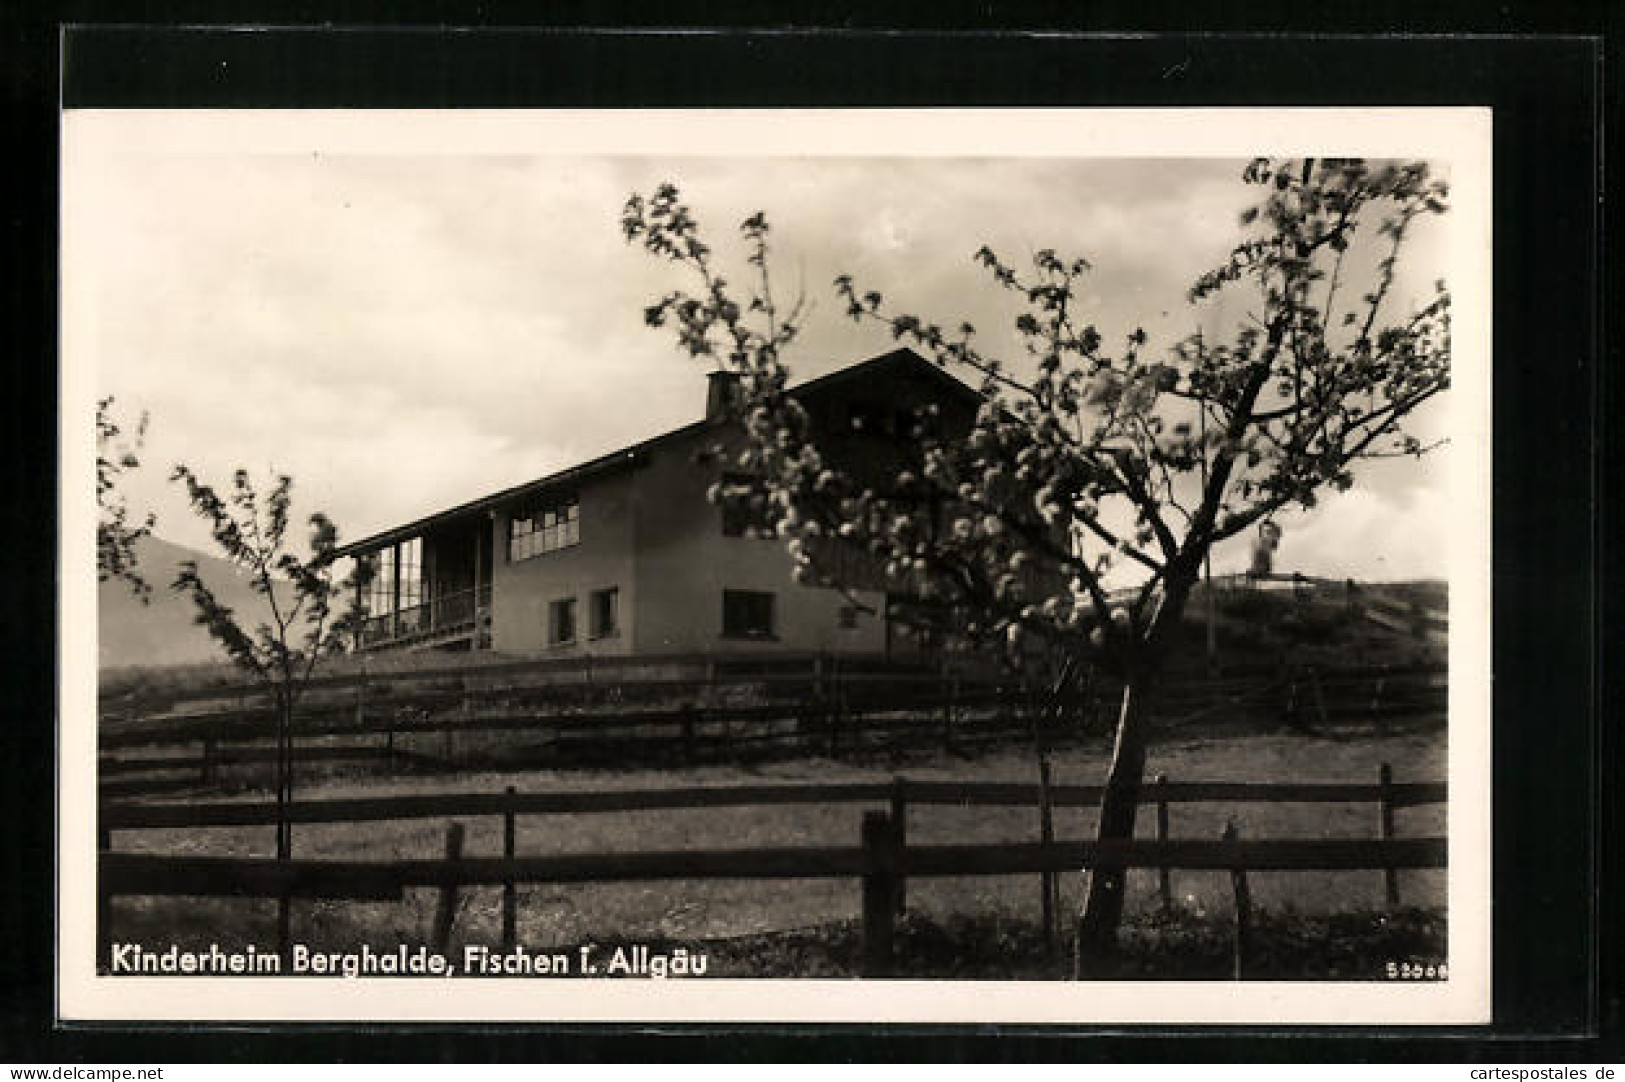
(58, 106), (1493, 1025)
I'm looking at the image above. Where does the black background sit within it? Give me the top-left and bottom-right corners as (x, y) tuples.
(2, 9), (1616, 1064)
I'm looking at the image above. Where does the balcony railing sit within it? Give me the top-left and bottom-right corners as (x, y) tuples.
(360, 584), (491, 650)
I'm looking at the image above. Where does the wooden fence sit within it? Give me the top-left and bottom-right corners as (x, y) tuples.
(98, 661), (1448, 797)
(99, 766), (1446, 978)
(100, 649), (1445, 734)
(99, 651), (948, 724)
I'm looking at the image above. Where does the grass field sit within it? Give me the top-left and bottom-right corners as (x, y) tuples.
(108, 725), (1446, 963)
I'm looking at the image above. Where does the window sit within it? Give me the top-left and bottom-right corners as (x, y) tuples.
(510, 497), (580, 562)
(548, 597), (577, 646)
(838, 604), (860, 630)
(397, 537), (422, 611)
(722, 590), (775, 640)
(362, 538), (423, 620)
(367, 547), (395, 616)
(590, 587), (619, 639)
(720, 473), (774, 538)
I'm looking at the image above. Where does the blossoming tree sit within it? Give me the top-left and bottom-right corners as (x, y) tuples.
(170, 466), (371, 863)
(623, 157), (1451, 967)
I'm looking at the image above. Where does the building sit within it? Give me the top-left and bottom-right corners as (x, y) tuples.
(334, 348), (982, 660)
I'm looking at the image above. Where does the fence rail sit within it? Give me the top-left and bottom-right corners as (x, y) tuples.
(100, 650), (948, 720)
(100, 777), (1448, 832)
(103, 669), (1443, 738)
(98, 764), (1446, 978)
(101, 836), (1446, 898)
(97, 670), (1446, 790)
(100, 645), (1445, 724)
(98, 686), (1013, 745)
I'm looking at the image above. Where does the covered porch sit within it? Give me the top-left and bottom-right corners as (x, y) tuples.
(354, 514), (495, 653)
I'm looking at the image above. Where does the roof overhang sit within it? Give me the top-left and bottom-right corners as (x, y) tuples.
(333, 437), (680, 558)
(334, 348), (979, 558)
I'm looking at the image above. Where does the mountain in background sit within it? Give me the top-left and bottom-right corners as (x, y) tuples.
(98, 535), (279, 669)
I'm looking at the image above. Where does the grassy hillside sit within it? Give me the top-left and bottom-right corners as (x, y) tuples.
(1163, 579), (1446, 677)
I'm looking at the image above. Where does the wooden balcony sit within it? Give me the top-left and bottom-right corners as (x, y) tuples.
(360, 584), (492, 652)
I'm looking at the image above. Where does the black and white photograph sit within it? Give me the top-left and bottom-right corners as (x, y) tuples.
(59, 107), (1492, 1024)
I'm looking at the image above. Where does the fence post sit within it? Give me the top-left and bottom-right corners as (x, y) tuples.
(433, 822), (466, 955)
(940, 672), (956, 752)
(860, 810), (897, 978)
(1155, 772), (1172, 910)
(1378, 762), (1400, 906)
(1038, 757), (1058, 952)
(890, 776), (908, 916)
(201, 737), (217, 786)
(502, 787), (518, 952)
(1223, 819), (1251, 980)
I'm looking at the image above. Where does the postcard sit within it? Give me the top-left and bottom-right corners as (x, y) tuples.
(60, 105), (1492, 1024)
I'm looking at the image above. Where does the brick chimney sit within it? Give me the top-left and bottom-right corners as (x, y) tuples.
(705, 369), (741, 422)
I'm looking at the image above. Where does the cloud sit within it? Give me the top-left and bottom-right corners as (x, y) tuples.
(1206, 469), (1454, 583)
(71, 132), (1456, 581)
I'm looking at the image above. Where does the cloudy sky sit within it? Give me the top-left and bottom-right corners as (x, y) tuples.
(66, 111), (1472, 583)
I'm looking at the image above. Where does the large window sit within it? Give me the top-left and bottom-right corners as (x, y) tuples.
(510, 497), (580, 562)
(548, 597), (578, 646)
(589, 587), (619, 639)
(398, 537), (422, 611)
(367, 546), (395, 617)
(363, 538), (422, 619)
(722, 589), (775, 640)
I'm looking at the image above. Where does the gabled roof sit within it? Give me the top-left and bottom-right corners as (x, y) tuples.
(789, 346), (982, 408)
(334, 347), (977, 557)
